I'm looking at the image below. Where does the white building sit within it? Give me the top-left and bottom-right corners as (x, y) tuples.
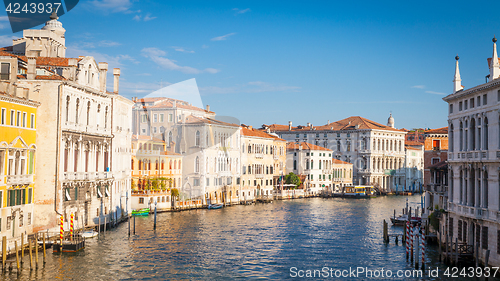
(404, 142), (424, 193)
(286, 142), (333, 195)
(443, 37), (500, 266)
(0, 14), (132, 232)
(265, 116), (406, 191)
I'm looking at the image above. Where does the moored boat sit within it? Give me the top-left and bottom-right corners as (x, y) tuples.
(333, 185), (377, 198)
(208, 203), (224, 209)
(390, 215), (421, 226)
(132, 208), (150, 216)
(80, 230), (98, 238)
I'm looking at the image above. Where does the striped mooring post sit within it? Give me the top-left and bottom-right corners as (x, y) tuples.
(422, 228), (425, 269)
(410, 225), (414, 263)
(405, 221), (410, 261)
(70, 213), (74, 240)
(60, 215), (63, 244)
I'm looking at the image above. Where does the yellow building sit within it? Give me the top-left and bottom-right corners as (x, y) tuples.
(130, 135), (183, 211)
(0, 82), (39, 240)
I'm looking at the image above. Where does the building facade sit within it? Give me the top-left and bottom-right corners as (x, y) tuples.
(0, 82), (39, 241)
(0, 14), (132, 232)
(331, 159), (353, 191)
(265, 116), (406, 191)
(240, 126), (286, 202)
(286, 142), (333, 195)
(443, 38), (500, 266)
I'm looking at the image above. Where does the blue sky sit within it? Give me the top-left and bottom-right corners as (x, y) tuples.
(1, 0), (500, 130)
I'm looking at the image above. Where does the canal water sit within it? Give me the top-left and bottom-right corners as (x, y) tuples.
(2, 196), (495, 280)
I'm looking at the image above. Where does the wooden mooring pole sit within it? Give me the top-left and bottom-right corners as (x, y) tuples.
(104, 217), (106, 234)
(42, 233), (46, 264)
(485, 249), (490, 267)
(154, 205), (157, 230)
(128, 215), (131, 237)
(15, 240), (19, 272)
(383, 220), (388, 243)
(21, 233), (24, 261)
(29, 238), (32, 270)
(455, 238), (459, 265)
(2, 236), (6, 271)
(133, 215), (136, 235)
(35, 237), (39, 269)
(98, 216), (101, 238)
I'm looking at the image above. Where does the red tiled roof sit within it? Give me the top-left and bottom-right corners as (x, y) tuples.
(332, 159), (352, 165)
(405, 140), (423, 146)
(425, 127), (448, 134)
(240, 126), (285, 141)
(34, 74), (65, 80)
(405, 146), (422, 151)
(286, 142), (332, 151)
(184, 115), (239, 127)
(267, 116), (405, 132)
(132, 135), (165, 143)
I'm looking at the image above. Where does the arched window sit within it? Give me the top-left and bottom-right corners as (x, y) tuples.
(470, 118), (476, 150)
(104, 106), (108, 128)
(319, 161), (322, 169)
(459, 122), (463, 151)
(484, 117), (489, 150)
(293, 160), (297, 170)
(66, 96), (70, 122)
(139, 160), (142, 170)
(449, 124), (454, 152)
(161, 160), (164, 170)
(337, 140), (341, 151)
(195, 157), (200, 173)
(87, 101), (91, 126)
(139, 143), (142, 150)
(248, 165), (252, 174)
(174, 160), (177, 170)
(155, 160), (159, 170)
(169, 160), (172, 169)
(75, 98), (80, 124)
(131, 159), (134, 169)
(483, 170), (488, 208)
(195, 131), (200, 146)
(168, 131), (173, 145)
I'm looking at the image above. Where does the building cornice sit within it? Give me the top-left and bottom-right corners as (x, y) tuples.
(443, 78), (500, 102)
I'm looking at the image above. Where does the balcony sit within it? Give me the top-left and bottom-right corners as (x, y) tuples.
(273, 154), (279, 160)
(6, 174), (34, 185)
(255, 174), (264, 179)
(255, 153), (263, 159)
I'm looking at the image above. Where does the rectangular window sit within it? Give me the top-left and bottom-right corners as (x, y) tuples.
(30, 114), (35, 129)
(433, 140), (440, 150)
(193, 178), (200, 186)
(160, 114), (164, 122)
(477, 96), (481, 107)
(139, 198), (144, 204)
(206, 178), (210, 186)
(141, 114), (148, 123)
(497, 230), (500, 254)
(65, 188), (71, 201)
(168, 114), (173, 122)
(458, 220), (462, 241)
(464, 100), (468, 110)
(28, 188), (32, 204)
(483, 94), (487, 105)
(74, 187), (78, 201)
(0, 63), (10, 80)
(449, 217), (454, 238)
(10, 110), (14, 125)
(22, 112), (26, 127)
(470, 98), (474, 108)
(0, 108), (5, 124)
(449, 104), (453, 114)
(0, 150), (4, 175)
(459, 102), (462, 111)
(0, 191), (2, 208)
(482, 226), (488, 249)
(153, 127), (157, 133)
(28, 213), (31, 225)
(153, 114), (158, 123)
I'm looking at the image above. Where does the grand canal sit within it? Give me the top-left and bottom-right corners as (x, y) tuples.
(2, 196), (493, 280)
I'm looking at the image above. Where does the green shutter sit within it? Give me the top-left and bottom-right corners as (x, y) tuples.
(21, 189), (26, 205)
(28, 188), (32, 204)
(28, 151), (34, 174)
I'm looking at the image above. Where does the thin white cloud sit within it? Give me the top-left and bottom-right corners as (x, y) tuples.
(172, 47), (195, 53)
(99, 40), (121, 47)
(66, 45), (137, 66)
(202, 44), (209, 49)
(90, 0), (133, 13)
(144, 14), (157, 21)
(211, 33), (236, 41)
(141, 47), (219, 74)
(0, 16), (8, 29)
(412, 85), (425, 89)
(233, 8), (251, 14)
(425, 90), (447, 95)
(132, 15), (141, 21)
(200, 81), (300, 95)
(0, 35), (18, 46)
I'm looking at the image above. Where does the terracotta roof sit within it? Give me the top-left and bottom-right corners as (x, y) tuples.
(240, 126), (285, 141)
(132, 135), (165, 143)
(429, 160), (447, 169)
(268, 116), (404, 132)
(184, 115), (239, 127)
(405, 140), (423, 146)
(405, 146), (422, 151)
(136, 98), (214, 113)
(425, 127), (448, 135)
(332, 159), (352, 165)
(34, 74), (65, 80)
(286, 142), (332, 151)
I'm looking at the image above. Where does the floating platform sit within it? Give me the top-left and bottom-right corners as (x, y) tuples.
(53, 239), (85, 253)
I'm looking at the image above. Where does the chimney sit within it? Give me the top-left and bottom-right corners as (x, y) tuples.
(248, 125), (253, 130)
(27, 57), (36, 80)
(310, 123), (313, 130)
(98, 62), (108, 92)
(266, 128), (271, 133)
(307, 122), (311, 127)
(206, 105), (210, 111)
(173, 101), (176, 108)
(327, 120), (330, 124)
(113, 68), (120, 94)
(288, 121), (292, 131)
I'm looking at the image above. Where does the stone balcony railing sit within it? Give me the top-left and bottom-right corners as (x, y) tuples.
(255, 174), (264, 179)
(63, 171), (110, 181)
(6, 174), (34, 185)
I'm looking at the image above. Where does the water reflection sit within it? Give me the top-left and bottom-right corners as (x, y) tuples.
(2, 196), (493, 280)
